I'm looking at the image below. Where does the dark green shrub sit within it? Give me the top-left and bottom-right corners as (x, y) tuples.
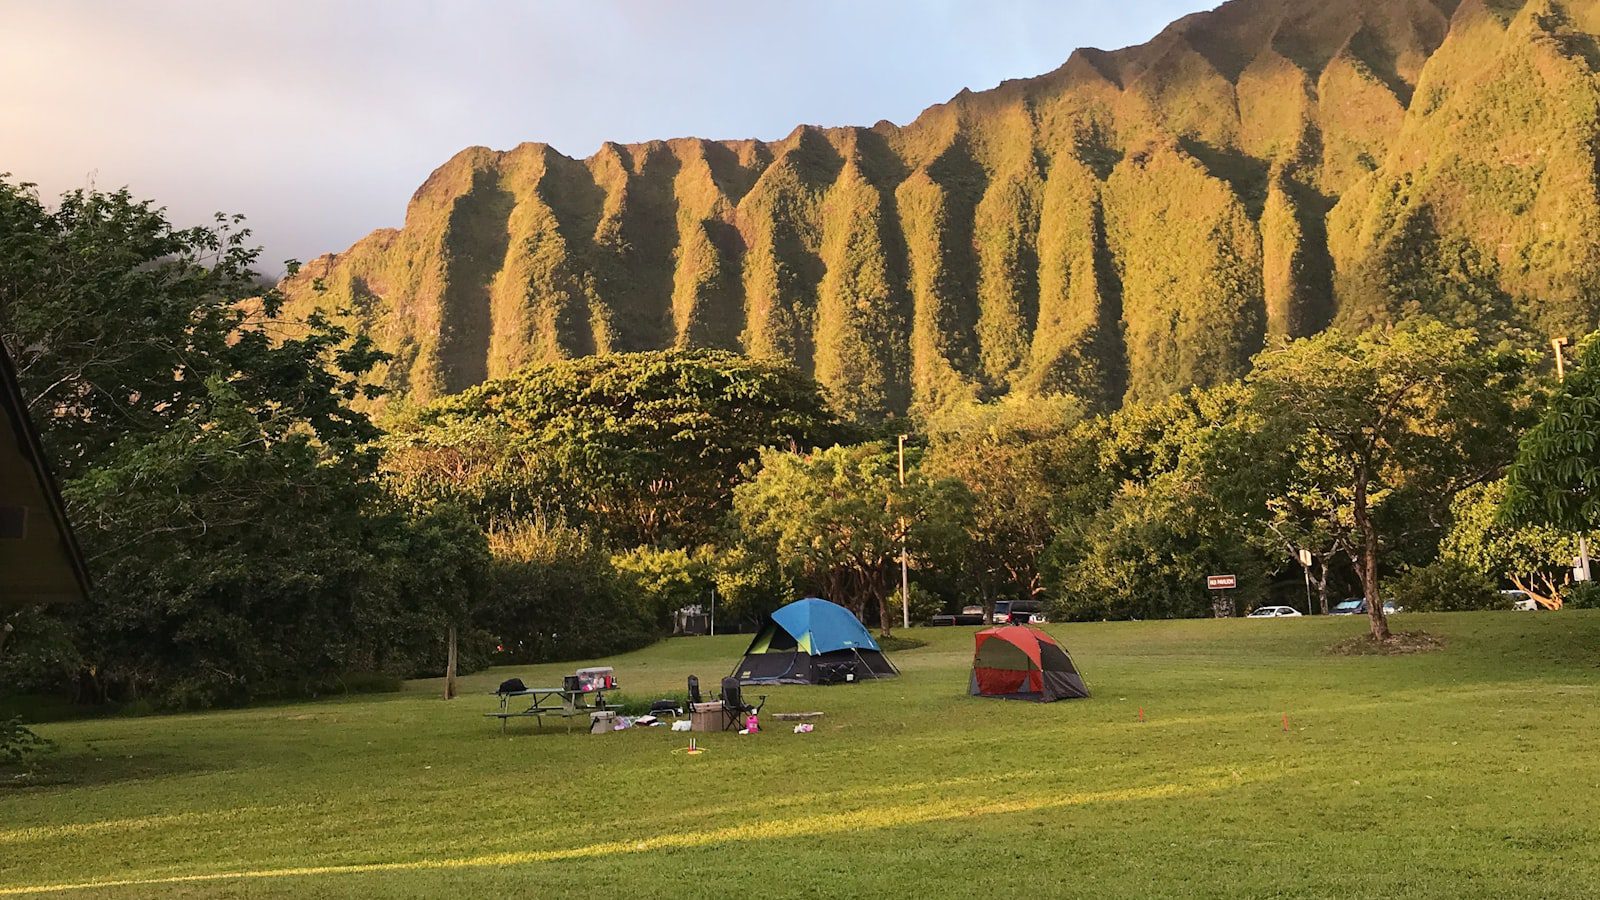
(1562, 582), (1600, 610)
(1385, 558), (1506, 612)
(0, 717), (51, 766)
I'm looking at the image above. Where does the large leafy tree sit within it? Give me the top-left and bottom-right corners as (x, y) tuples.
(1505, 332), (1600, 540)
(1447, 480), (1583, 608)
(0, 179), (484, 706)
(1044, 384), (1275, 621)
(1237, 322), (1531, 640)
(384, 350), (847, 547)
(0, 180), (382, 472)
(923, 395), (1090, 616)
(1052, 471), (1268, 621)
(733, 443), (971, 634)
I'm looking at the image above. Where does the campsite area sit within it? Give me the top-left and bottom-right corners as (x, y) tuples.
(5, 612), (1600, 898)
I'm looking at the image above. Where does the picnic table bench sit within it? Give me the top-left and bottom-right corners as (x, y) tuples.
(486, 687), (622, 733)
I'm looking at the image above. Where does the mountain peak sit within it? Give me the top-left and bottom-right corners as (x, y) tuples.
(283, 0), (1599, 418)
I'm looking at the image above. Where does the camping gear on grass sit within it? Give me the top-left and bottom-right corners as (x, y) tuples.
(719, 676), (766, 731)
(589, 710), (617, 733)
(690, 701), (727, 732)
(969, 625), (1090, 702)
(732, 598), (899, 685)
(576, 667), (616, 691)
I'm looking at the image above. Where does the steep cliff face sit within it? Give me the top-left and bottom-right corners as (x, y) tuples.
(283, 0), (1600, 418)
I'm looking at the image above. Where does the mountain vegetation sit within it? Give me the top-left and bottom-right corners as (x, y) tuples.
(283, 0), (1600, 420)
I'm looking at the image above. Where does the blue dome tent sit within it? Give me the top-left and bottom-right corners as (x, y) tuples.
(731, 598), (900, 685)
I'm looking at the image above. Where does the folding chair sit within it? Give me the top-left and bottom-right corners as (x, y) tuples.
(720, 676), (766, 731)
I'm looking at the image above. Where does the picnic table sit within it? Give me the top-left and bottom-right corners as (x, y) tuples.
(486, 687), (622, 733)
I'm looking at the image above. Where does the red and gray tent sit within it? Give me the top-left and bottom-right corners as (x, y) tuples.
(969, 626), (1089, 702)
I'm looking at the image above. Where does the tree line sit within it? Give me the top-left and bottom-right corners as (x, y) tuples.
(2, 180), (1596, 711)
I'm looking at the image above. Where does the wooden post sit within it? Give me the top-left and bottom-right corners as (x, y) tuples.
(443, 623), (458, 701)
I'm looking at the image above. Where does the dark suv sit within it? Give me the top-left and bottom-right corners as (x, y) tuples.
(999, 600), (1046, 625)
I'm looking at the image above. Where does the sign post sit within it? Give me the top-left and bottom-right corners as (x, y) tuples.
(1207, 574), (1238, 617)
(1296, 549), (1314, 615)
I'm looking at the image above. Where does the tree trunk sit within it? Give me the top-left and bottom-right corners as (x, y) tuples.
(443, 624), (458, 701)
(869, 564), (893, 637)
(1314, 563), (1330, 616)
(0, 620), (13, 662)
(1352, 474), (1391, 641)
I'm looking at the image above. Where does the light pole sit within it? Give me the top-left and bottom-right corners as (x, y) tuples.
(898, 434), (910, 630)
(1552, 337), (1592, 583)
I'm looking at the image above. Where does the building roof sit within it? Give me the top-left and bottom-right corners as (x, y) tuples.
(1, 343), (90, 607)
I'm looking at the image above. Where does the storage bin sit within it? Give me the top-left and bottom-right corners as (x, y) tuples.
(689, 701), (726, 732)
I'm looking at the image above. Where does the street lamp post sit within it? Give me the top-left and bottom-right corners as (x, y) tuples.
(898, 434), (910, 631)
(1552, 337), (1592, 583)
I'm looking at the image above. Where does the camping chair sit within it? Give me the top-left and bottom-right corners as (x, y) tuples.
(687, 675), (703, 706)
(719, 676), (766, 731)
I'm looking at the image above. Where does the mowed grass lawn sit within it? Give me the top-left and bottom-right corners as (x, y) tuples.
(5, 613), (1600, 898)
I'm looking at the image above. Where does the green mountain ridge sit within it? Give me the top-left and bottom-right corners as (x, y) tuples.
(282, 0), (1600, 418)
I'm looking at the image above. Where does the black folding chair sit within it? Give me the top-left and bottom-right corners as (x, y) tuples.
(720, 676), (766, 731)
(688, 675), (702, 706)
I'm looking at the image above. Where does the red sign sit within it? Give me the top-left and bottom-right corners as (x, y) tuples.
(1207, 575), (1238, 591)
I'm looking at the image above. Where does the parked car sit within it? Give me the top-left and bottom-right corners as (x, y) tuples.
(1330, 598), (1400, 615)
(1247, 606), (1303, 618)
(931, 605), (988, 626)
(995, 599), (1047, 625)
(1502, 590), (1540, 611)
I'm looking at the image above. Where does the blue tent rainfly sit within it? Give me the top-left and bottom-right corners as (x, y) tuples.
(732, 598), (899, 685)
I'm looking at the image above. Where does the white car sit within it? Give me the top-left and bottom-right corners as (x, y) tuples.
(1502, 590), (1539, 611)
(1247, 606), (1303, 618)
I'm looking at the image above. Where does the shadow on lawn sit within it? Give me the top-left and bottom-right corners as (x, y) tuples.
(1, 748), (209, 793)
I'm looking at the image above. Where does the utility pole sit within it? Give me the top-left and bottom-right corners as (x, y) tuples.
(898, 434), (910, 630)
(1552, 337), (1591, 583)
(709, 585), (716, 637)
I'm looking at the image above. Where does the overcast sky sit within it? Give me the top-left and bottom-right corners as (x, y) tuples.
(1, 1), (1213, 273)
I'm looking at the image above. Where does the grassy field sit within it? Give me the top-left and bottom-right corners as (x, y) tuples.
(4, 613), (1600, 898)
